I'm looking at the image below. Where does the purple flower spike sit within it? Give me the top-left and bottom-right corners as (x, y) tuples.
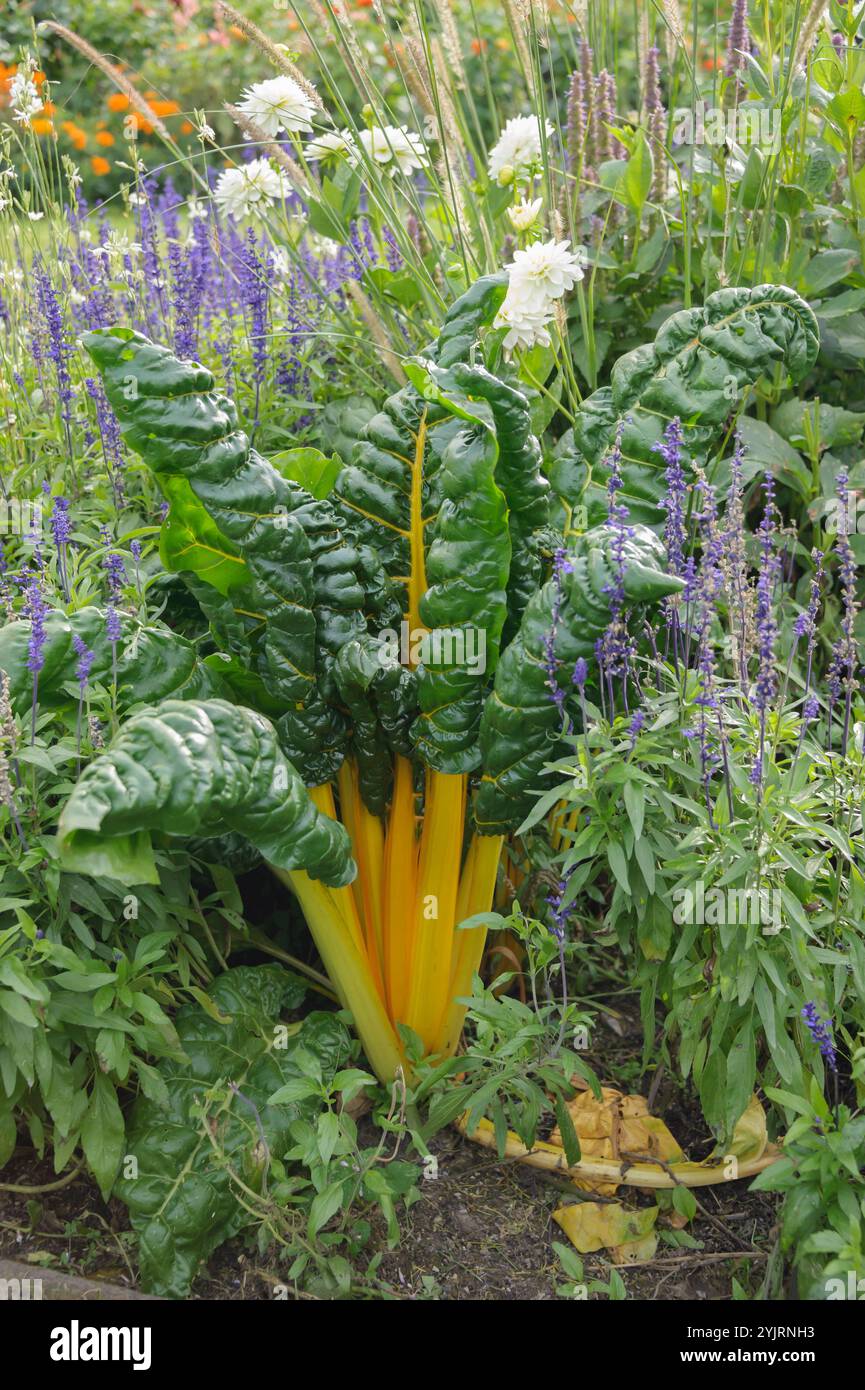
(72, 633), (94, 692)
(801, 1001), (837, 1072)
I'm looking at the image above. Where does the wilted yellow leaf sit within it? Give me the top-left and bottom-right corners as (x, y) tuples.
(551, 1085), (684, 1193)
(610, 1232), (659, 1264)
(725, 1093), (768, 1162)
(553, 1200), (658, 1254)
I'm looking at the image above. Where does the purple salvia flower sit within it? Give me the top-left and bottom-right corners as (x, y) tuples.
(723, 435), (752, 690)
(85, 377), (125, 507)
(104, 549), (126, 604)
(597, 423), (636, 705)
(24, 572), (48, 742)
(689, 470), (732, 823)
(25, 575), (47, 677)
(654, 416), (688, 662)
(72, 633), (94, 691)
(802, 695), (820, 723)
(105, 606), (122, 644)
(35, 266), (74, 452)
(382, 227), (402, 271)
(546, 868), (575, 942)
(49, 494), (72, 599)
(543, 547), (575, 724)
(834, 472), (860, 755)
(751, 472), (781, 792)
(627, 707), (645, 748)
(169, 236), (198, 360)
(801, 1001), (837, 1072)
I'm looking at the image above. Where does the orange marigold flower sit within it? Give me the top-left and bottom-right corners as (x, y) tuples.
(41, 100), (56, 116)
(148, 98), (180, 117)
(62, 120), (87, 151)
(33, 70), (46, 86)
(495, 37), (510, 50)
(131, 112), (154, 134)
(95, 130), (114, 146)
(106, 92), (129, 112)
(31, 118), (55, 136)
(91, 156), (111, 176)
(702, 57), (720, 70)
(471, 38), (488, 54)
(181, 120), (194, 134)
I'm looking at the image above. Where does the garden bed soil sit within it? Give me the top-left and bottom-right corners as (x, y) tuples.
(0, 1103), (780, 1302)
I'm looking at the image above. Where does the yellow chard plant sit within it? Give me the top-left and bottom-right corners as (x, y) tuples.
(55, 272), (681, 1084)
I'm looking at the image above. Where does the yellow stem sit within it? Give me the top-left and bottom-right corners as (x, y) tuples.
(308, 782), (366, 957)
(275, 865), (409, 1085)
(404, 769), (466, 1051)
(382, 754), (419, 1023)
(433, 832), (503, 1058)
(336, 760), (387, 1000)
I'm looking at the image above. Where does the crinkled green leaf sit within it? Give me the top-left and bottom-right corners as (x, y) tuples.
(82, 328), (368, 783)
(333, 635), (417, 815)
(476, 525), (683, 832)
(57, 698), (355, 888)
(0, 608), (224, 713)
(572, 285), (819, 522)
(115, 965), (352, 1298)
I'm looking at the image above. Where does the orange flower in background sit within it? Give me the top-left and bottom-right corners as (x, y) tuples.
(31, 118), (55, 136)
(96, 130), (115, 146)
(41, 100), (56, 116)
(471, 38), (488, 54)
(62, 120), (87, 151)
(91, 156), (111, 176)
(181, 120), (194, 134)
(33, 70), (46, 86)
(130, 111), (154, 134)
(148, 98), (180, 118)
(107, 92), (129, 112)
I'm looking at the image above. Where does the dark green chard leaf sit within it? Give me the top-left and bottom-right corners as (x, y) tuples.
(449, 362), (551, 643)
(572, 285), (819, 522)
(475, 525), (683, 833)
(333, 635), (417, 815)
(331, 275), (510, 615)
(0, 608), (225, 712)
(82, 328), (369, 783)
(57, 698), (355, 888)
(406, 361), (511, 773)
(114, 965), (352, 1299)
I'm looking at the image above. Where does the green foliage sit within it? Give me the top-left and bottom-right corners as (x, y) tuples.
(115, 964), (343, 1297)
(752, 1084), (865, 1300)
(574, 286), (819, 522)
(412, 906), (599, 1154)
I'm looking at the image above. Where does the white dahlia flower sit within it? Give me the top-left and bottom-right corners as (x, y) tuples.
(487, 115), (553, 184)
(236, 76), (317, 137)
(214, 158), (284, 219)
